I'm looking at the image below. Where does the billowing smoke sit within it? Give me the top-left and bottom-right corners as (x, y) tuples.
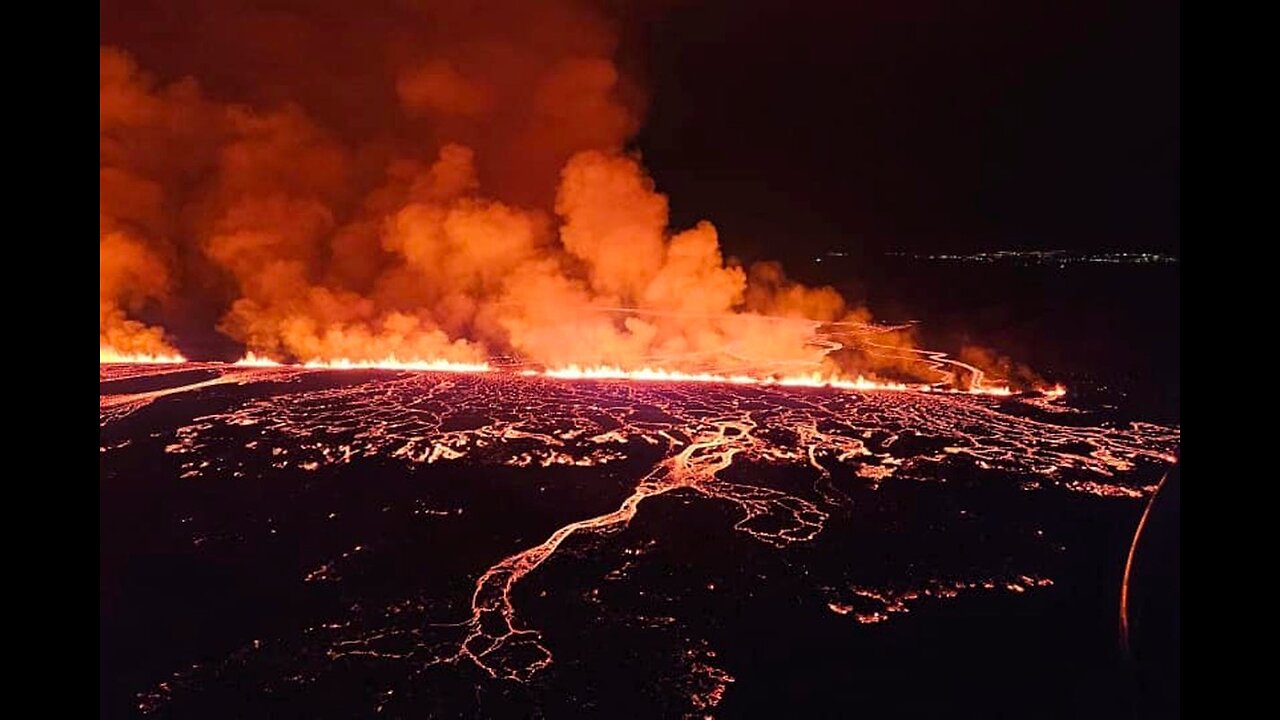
(958, 345), (1046, 390)
(99, 0), (946, 381)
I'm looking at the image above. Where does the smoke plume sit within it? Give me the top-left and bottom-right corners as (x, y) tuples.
(100, 0), (981, 383)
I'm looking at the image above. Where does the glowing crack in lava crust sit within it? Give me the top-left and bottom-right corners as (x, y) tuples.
(101, 357), (1177, 717)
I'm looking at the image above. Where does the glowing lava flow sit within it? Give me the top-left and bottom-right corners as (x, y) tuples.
(107, 364), (1176, 714)
(535, 365), (912, 391)
(825, 575), (1056, 625)
(301, 357), (490, 373)
(100, 347), (187, 364)
(233, 353), (491, 373)
(423, 412), (824, 680)
(533, 365), (1033, 395)
(220, 357), (1034, 395)
(1120, 467), (1174, 655)
(846, 333), (1028, 395)
(232, 352), (283, 367)
(100, 366), (299, 426)
(104, 315), (1065, 396)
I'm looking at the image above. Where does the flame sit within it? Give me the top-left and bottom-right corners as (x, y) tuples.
(234, 353), (490, 373)
(100, 346), (187, 364)
(532, 366), (1053, 396)
(232, 352), (284, 367)
(958, 385), (1015, 397)
(539, 365), (917, 392)
(215, 355), (1057, 396)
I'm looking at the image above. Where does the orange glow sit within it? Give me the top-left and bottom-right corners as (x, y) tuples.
(215, 356), (1057, 396)
(955, 384), (1015, 397)
(539, 364), (911, 390)
(1121, 469), (1172, 654)
(101, 17), (1059, 409)
(99, 346), (187, 364)
(108, 361), (1169, 694)
(231, 352), (284, 367)
(233, 354), (490, 373)
(535, 364), (1034, 395)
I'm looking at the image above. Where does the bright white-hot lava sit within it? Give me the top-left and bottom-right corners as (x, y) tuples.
(537, 365), (910, 390)
(301, 357), (491, 373)
(99, 347), (187, 364)
(220, 357), (1032, 395)
(232, 352), (283, 367)
(231, 353), (490, 373)
(106, 332), (1043, 396)
(104, 317), (1049, 397)
(533, 364), (1025, 395)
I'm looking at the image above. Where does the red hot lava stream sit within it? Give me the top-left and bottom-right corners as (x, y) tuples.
(104, 360), (1177, 701)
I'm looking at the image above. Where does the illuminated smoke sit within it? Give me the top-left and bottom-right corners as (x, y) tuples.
(98, 1), (1019, 386)
(100, 48), (192, 358)
(957, 345), (1047, 391)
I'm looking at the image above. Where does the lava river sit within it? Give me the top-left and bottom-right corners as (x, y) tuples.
(100, 363), (1178, 717)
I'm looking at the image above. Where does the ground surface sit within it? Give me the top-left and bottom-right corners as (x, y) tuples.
(101, 363), (1178, 718)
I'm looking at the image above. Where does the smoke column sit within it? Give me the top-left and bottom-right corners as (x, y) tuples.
(99, 0), (954, 382)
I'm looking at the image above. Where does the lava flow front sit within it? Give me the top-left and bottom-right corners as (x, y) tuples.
(101, 361), (1177, 717)
(99, 347), (187, 364)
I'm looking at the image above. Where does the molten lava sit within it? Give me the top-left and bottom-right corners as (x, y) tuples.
(103, 352), (1048, 396)
(232, 353), (489, 373)
(102, 361), (1177, 708)
(231, 354), (490, 373)
(99, 346), (187, 364)
(300, 357), (491, 373)
(231, 352), (283, 368)
(537, 365), (907, 389)
(532, 364), (1015, 394)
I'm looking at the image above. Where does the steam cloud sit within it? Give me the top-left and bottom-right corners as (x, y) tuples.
(100, 0), (957, 382)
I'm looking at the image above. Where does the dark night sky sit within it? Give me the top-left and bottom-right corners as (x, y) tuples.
(102, 0), (1179, 264)
(629, 1), (1179, 262)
